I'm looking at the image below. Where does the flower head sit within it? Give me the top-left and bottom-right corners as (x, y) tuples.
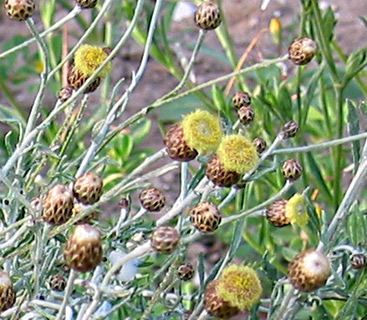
(181, 109), (222, 154)
(217, 265), (262, 310)
(74, 45), (112, 78)
(217, 134), (258, 174)
(285, 193), (309, 227)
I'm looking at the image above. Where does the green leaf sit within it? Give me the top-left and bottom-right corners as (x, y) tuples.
(211, 85), (228, 116)
(130, 118), (151, 146)
(345, 48), (367, 83)
(346, 100), (361, 170)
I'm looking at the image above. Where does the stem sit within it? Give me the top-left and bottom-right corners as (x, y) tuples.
(55, 270), (77, 320)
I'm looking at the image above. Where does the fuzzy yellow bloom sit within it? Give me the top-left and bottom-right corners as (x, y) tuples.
(217, 134), (258, 174)
(74, 45), (112, 78)
(217, 265), (262, 310)
(285, 193), (309, 227)
(269, 17), (282, 45)
(181, 109), (222, 154)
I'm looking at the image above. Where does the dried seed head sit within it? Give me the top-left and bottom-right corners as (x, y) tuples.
(58, 86), (73, 102)
(282, 120), (299, 139)
(67, 65), (101, 93)
(289, 37), (317, 65)
(118, 198), (130, 209)
(194, 1), (221, 31)
(253, 138), (266, 154)
(177, 263), (195, 281)
(72, 203), (97, 224)
(64, 224), (103, 272)
(265, 199), (290, 227)
(164, 124), (198, 162)
(49, 274), (66, 292)
(151, 226), (180, 254)
(4, 0), (35, 20)
(73, 172), (103, 205)
(75, 0), (97, 9)
(237, 106), (255, 126)
(204, 280), (240, 318)
(190, 201), (222, 233)
(0, 271), (15, 312)
(350, 253), (367, 269)
(206, 154), (240, 187)
(42, 184), (74, 225)
(288, 249), (331, 292)
(282, 159), (303, 181)
(139, 187), (166, 212)
(232, 91), (251, 109)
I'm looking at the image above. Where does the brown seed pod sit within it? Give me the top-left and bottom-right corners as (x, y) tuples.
(194, 1), (221, 31)
(72, 203), (97, 224)
(64, 224), (103, 272)
(177, 263), (195, 281)
(288, 37), (317, 65)
(265, 199), (290, 227)
(49, 274), (66, 292)
(73, 172), (103, 205)
(237, 106), (255, 126)
(139, 187), (166, 212)
(350, 253), (367, 269)
(232, 91), (251, 109)
(190, 201), (222, 233)
(0, 271), (15, 312)
(282, 159), (303, 181)
(164, 124), (198, 162)
(42, 184), (74, 225)
(282, 120), (299, 139)
(4, 0), (35, 20)
(151, 226), (180, 254)
(58, 86), (73, 102)
(67, 65), (101, 93)
(206, 154), (240, 187)
(75, 0), (97, 9)
(253, 138), (266, 154)
(288, 249), (331, 292)
(204, 280), (240, 318)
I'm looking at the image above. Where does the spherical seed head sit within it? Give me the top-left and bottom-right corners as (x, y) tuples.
(285, 194), (309, 227)
(139, 187), (166, 212)
(190, 201), (222, 232)
(181, 109), (222, 154)
(288, 249), (331, 292)
(282, 159), (303, 181)
(75, 0), (97, 9)
(206, 154), (240, 187)
(74, 45), (112, 78)
(194, 1), (221, 31)
(217, 265), (262, 310)
(72, 203), (96, 224)
(4, 0), (35, 21)
(64, 224), (103, 272)
(237, 106), (255, 126)
(217, 134), (258, 174)
(177, 263), (195, 281)
(151, 226), (180, 254)
(67, 65), (101, 93)
(204, 280), (240, 318)
(289, 37), (317, 65)
(164, 124), (198, 162)
(350, 253), (367, 269)
(232, 91), (251, 109)
(253, 138), (266, 154)
(265, 199), (290, 227)
(0, 271), (15, 312)
(42, 184), (74, 225)
(282, 120), (299, 139)
(49, 274), (66, 292)
(58, 86), (73, 102)
(73, 172), (103, 205)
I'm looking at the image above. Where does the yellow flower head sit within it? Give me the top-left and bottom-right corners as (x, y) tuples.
(74, 45), (112, 78)
(285, 193), (309, 227)
(217, 134), (258, 174)
(269, 18), (282, 45)
(181, 109), (222, 154)
(217, 265), (262, 310)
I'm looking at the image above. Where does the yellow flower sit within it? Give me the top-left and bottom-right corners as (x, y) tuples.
(217, 134), (258, 174)
(181, 109), (222, 154)
(217, 265), (262, 310)
(74, 45), (112, 78)
(285, 193), (309, 227)
(269, 17), (282, 45)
